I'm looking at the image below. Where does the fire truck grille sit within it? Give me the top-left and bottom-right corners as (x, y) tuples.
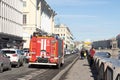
(37, 58), (48, 63)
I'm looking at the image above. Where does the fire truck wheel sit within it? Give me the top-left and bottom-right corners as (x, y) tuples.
(28, 64), (32, 68)
(56, 63), (61, 69)
(61, 63), (63, 67)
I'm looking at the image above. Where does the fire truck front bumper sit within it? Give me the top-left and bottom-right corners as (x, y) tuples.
(28, 62), (57, 66)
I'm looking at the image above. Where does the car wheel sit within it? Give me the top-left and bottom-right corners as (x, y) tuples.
(21, 61), (24, 66)
(56, 63), (61, 69)
(8, 63), (12, 70)
(0, 65), (3, 73)
(16, 61), (20, 68)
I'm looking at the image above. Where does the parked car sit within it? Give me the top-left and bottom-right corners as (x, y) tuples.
(1, 48), (24, 68)
(22, 49), (29, 63)
(0, 51), (11, 73)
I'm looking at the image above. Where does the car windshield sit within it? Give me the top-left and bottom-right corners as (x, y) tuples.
(2, 50), (16, 54)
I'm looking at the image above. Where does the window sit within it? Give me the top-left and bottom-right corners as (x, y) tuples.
(23, 14), (27, 24)
(23, 1), (26, 7)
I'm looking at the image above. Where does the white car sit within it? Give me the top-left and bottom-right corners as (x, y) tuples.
(1, 48), (24, 68)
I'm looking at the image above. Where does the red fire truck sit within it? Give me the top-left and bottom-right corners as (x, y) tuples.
(28, 32), (64, 68)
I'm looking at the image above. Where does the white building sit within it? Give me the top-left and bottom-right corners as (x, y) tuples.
(23, 0), (56, 48)
(54, 24), (74, 50)
(0, 0), (23, 49)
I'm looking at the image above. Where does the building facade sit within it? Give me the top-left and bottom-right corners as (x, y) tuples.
(54, 24), (74, 50)
(0, 0), (23, 49)
(23, 0), (56, 48)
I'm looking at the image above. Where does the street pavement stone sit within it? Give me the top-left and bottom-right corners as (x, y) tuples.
(64, 59), (95, 80)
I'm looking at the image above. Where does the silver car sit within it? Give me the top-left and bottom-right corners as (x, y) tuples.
(0, 52), (11, 73)
(1, 48), (24, 68)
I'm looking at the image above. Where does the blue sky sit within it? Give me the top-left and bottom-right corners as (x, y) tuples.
(45, 0), (120, 41)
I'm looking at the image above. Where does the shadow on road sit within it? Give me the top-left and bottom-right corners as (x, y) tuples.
(83, 63), (98, 80)
(90, 66), (98, 80)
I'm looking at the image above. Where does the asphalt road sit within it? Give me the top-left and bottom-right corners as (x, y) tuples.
(0, 53), (78, 80)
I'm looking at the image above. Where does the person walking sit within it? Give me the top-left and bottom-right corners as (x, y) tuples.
(89, 47), (96, 67)
(80, 48), (86, 59)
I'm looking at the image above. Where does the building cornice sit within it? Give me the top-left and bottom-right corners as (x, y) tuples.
(39, 0), (56, 17)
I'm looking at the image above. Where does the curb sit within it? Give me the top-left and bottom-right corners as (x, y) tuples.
(52, 56), (79, 80)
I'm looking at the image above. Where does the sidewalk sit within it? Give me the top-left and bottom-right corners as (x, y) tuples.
(63, 58), (96, 80)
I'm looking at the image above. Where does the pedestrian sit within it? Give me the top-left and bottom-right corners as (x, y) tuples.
(80, 48), (86, 59)
(89, 47), (96, 67)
